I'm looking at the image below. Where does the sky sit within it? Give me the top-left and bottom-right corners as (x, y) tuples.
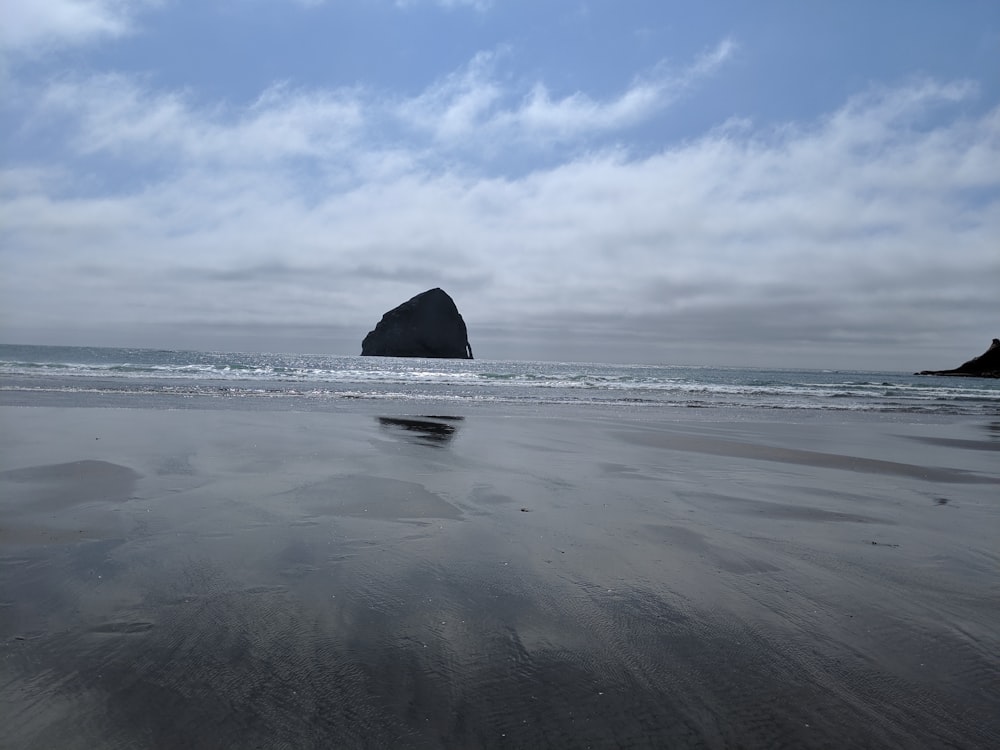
(1, 1), (998, 369)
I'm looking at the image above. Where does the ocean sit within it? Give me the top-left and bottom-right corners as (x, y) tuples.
(2, 343), (998, 415)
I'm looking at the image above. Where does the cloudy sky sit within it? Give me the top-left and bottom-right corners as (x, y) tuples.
(1, 1), (998, 368)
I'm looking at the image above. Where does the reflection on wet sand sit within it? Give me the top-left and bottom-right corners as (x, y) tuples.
(0, 460), (139, 545)
(377, 416), (464, 446)
(1, 407), (998, 749)
(294, 475), (463, 520)
(0, 460), (139, 509)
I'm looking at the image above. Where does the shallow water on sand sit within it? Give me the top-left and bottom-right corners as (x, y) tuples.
(1, 404), (998, 748)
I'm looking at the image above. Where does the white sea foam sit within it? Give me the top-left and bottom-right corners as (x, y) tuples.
(2, 345), (998, 415)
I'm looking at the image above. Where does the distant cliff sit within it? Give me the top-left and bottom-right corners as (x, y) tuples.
(918, 338), (1000, 379)
(361, 288), (473, 359)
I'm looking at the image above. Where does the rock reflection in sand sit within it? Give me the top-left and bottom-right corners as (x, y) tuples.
(377, 416), (463, 446)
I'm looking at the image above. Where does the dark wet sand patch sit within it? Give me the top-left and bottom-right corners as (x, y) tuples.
(0, 525), (106, 546)
(640, 523), (783, 574)
(469, 485), (514, 505)
(682, 490), (888, 523)
(900, 434), (1000, 451)
(0, 460), (139, 510)
(599, 461), (658, 480)
(90, 620), (156, 635)
(619, 429), (1000, 483)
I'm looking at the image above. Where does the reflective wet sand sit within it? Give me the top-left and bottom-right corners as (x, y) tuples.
(1, 405), (998, 748)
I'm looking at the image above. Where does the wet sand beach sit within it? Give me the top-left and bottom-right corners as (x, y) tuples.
(1, 403), (998, 748)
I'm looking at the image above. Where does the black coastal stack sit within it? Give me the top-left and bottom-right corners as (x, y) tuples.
(361, 288), (474, 359)
(918, 338), (1000, 378)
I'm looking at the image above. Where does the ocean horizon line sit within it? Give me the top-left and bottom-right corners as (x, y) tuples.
(0, 340), (920, 375)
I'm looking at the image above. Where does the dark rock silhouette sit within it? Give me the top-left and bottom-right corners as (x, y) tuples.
(362, 288), (473, 359)
(918, 338), (1000, 378)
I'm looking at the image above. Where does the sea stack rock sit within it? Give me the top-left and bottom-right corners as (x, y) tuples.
(361, 288), (473, 359)
(918, 338), (1000, 378)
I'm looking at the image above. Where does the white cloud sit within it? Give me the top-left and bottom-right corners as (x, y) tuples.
(396, 50), (506, 141)
(28, 41), (733, 171)
(37, 75), (365, 168)
(0, 0), (141, 56)
(402, 40), (736, 146)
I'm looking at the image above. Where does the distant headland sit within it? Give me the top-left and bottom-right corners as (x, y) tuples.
(918, 338), (1000, 379)
(361, 288), (473, 359)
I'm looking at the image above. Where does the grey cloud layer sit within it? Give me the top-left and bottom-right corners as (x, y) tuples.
(1, 32), (998, 365)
